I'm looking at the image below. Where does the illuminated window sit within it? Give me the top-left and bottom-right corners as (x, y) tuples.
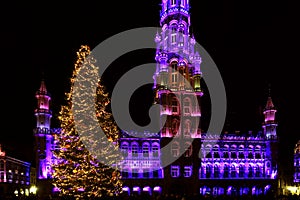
(206, 165), (212, 178)
(172, 98), (178, 113)
(183, 98), (191, 114)
(184, 142), (192, 157)
(181, 0), (185, 7)
(231, 165), (236, 178)
(171, 0), (176, 6)
(213, 145), (220, 158)
(239, 165), (244, 177)
(142, 143), (149, 157)
(171, 166), (180, 177)
(248, 165), (254, 177)
(223, 164), (229, 178)
(255, 165), (261, 177)
(152, 144), (159, 157)
(214, 165), (220, 178)
(171, 142), (180, 157)
(184, 166), (192, 177)
(121, 142), (129, 157)
(132, 143), (138, 157)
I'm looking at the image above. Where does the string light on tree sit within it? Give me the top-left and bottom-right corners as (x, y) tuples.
(51, 45), (123, 199)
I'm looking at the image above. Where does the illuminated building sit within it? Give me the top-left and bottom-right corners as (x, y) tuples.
(294, 140), (300, 183)
(118, 0), (279, 197)
(33, 0), (280, 197)
(0, 144), (31, 198)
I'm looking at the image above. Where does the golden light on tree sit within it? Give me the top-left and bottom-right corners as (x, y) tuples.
(51, 45), (122, 199)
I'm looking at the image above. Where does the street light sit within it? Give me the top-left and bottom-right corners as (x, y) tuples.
(30, 185), (37, 195)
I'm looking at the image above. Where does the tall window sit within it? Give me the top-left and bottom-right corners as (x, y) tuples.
(239, 165), (244, 178)
(223, 164), (229, 178)
(121, 142), (129, 157)
(213, 145), (220, 158)
(255, 146), (261, 159)
(171, 0), (176, 6)
(214, 165), (219, 178)
(181, 0), (185, 7)
(142, 143), (149, 157)
(248, 165), (253, 178)
(184, 166), (192, 177)
(183, 98), (191, 115)
(184, 120), (191, 137)
(172, 98), (179, 113)
(171, 142), (180, 157)
(171, 166), (180, 177)
(184, 142), (192, 157)
(231, 165), (236, 178)
(238, 145), (244, 159)
(206, 165), (212, 178)
(152, 143), (159, 157)
(255, 165), (261, 177)
(132, 143), (138, 157)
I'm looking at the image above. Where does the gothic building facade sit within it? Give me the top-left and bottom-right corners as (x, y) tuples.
(294, 140), (300, 183)
(33, 0), (280, 198)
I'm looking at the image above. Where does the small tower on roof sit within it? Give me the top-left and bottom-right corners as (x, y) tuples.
(262, 87), (278, 140)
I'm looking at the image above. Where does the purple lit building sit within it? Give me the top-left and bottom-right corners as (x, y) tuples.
(294, 140), (300, 183)
(118, 0), (279, 197)
(33, 0), (280, 198)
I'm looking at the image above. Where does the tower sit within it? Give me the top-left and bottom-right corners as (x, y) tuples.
(263, 94), (279, 181)
(262, 95), (278, 140)
(153, 0), (203, 194)
(34, 79), (54, 180)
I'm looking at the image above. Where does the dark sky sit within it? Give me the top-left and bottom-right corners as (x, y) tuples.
(1, 0), (299, 169)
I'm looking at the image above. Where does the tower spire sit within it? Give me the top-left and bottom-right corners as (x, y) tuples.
(34, 78), (54, 179)
(262, 89), (278, 139)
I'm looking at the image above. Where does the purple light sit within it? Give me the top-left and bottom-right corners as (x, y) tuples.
(143, 186), (151, 192)
(133, 187), (140, 192)
(122, 186), (129, 192)
(153, 186), (162, 192)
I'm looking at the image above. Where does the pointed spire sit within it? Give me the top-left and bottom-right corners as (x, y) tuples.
(39, 79), (47, 94)
(265, 84), (275, 110)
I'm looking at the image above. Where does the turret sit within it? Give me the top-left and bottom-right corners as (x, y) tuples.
(262, 95), (278, 140)
(34, 79), (54, 179)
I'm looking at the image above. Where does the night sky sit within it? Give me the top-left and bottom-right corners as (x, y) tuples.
(1, 0), (299, 173)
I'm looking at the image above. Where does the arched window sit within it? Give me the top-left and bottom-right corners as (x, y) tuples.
(152, 143), (159, 157)
(231, 164), (237, 178)
(214, 164), (220, 178)
(248, 164), (254, 178)
(121, 142), (129, 157)
(238, 145), (244, 159)
(255, 165), (261, 177)
(255, 146), (261, 159)
(142, 143), (150, 157)
(248, 146), (254, 159)
(183, 119), (191, 138)
(171, 119), (180, 136)
(131, 143), (139, 157)
(231, 145), (237, 159)
(223, 164), (229, 178)
(171, 97), (179, 113)
(171, 0), (177, 6)
(213, 145), (220, 158)
(206, 164), (212, 178)
(183, 98), (191, 115)
(184, 142), (192, 157)
(223, 145), (229, 158)
(239, 164), (245, 178)
(171, 65), (178, 88)
(171, 142), (180, 157)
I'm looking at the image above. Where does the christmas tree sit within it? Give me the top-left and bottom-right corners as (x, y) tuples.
(51, 45), (123, 199)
